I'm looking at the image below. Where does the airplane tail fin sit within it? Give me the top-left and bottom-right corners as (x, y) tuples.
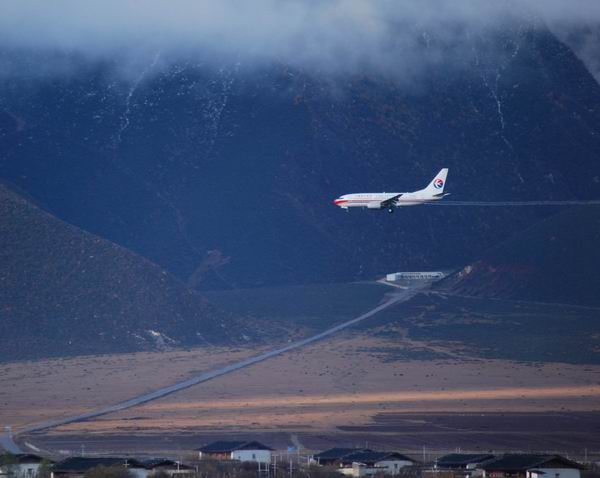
(423, 168), (449, 195)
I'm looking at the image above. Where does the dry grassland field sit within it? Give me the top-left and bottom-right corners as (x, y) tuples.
(64, 335), (600, 434)
(3, 332), (600, 455)
(0, 347), (264, 428)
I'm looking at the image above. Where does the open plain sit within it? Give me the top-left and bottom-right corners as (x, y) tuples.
(4, 332), (600, 457)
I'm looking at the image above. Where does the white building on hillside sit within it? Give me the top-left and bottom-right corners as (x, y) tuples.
(386, 271), (446, 282)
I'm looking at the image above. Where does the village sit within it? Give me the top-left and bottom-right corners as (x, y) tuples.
(1, 440), (597, 478)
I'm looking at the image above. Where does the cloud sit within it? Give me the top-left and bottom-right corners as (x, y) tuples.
(0, 0), (599, 79)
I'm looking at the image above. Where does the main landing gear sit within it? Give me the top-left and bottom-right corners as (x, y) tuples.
(387, 207), (394, 213)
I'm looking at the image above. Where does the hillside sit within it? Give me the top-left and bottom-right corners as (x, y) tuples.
(0, 184), (249, 362)
(439, 206), (600, 306)
(1, 23), (599, 289)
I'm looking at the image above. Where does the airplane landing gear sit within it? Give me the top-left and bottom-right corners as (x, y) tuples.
(387, 208), (394, 213)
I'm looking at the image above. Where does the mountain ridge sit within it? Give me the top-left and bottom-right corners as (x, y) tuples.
(438, 205), (600, 306)
(0, 183), (250, 362)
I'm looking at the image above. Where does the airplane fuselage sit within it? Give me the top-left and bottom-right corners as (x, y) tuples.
(333, 191), (443, 209)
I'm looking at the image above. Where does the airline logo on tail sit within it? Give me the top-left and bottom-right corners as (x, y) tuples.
(434, 178), (444, 189)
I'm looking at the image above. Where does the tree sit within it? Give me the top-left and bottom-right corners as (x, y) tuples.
(0, 452), (18, 478)
(0, 452), (17, 466)
(37, 459), (54, 478)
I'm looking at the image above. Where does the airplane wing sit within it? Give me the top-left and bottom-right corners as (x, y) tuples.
(380, 194), (402, 208)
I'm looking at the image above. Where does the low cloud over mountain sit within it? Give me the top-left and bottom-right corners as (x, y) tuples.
(1, 0), (600, 81)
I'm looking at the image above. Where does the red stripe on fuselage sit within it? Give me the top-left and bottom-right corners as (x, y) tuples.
(333, 199), (381, 204)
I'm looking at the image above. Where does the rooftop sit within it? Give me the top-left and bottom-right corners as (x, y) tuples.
(198, 441), (273, 453)
(142, 459), (193, 470)
(436, 454), (496, 467)
(343, 451), (414, 466)
(313, 448), (373, 461)
(481, 455), (585, 472)
(0, 454), (49, 465)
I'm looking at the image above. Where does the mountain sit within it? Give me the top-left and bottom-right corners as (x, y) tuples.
(439, 206), (600, 306)
(0, 183), (248, 362)
(1, 23), (600, 289)
(551, 22), (600, 84)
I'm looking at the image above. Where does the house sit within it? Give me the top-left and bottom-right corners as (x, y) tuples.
(0, 454), (51, 478)
(142, 459), (194, 476)
(197, 441), (273, 464)
(434, 454), (497, 477)
(480, 455), (585, 478)
(50, 457), (146, 478)
(338, 451), (416, 477)
(311, 449), (373, 466)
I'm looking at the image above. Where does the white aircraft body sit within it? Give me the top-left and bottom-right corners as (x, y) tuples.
(333, 168), (449, 213)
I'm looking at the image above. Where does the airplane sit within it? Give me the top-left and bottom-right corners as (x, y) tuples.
(333, 168), (449, 213)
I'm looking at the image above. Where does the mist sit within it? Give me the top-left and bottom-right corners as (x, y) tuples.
(1, 0), (599, 80)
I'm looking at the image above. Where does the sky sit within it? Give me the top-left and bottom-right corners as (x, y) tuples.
(0, 0), (599, 80)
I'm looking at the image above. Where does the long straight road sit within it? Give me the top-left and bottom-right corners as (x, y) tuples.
(1, 283), (425, 453)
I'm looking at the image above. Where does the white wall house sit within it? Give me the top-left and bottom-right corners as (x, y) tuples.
(198, 441), (273, 464)
(434, 453), (496, 478)
(0, 454), (48, 478)
(231, 450), (272, 464)
(141, 459), (193, 477)
(481, 455), (585, 478)
(50, 457), (146, 478)
(375, 459), (416, 475)
(528, 469), (581, 478)
(337, 452), (415, 477)
(0, 462), (41, 478)
(341, 459), (415, 477)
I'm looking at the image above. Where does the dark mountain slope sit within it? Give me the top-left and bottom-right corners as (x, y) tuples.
(1, 24), (600, 288)
(440, 206), (600, 306)
(0, 184), (247, 362)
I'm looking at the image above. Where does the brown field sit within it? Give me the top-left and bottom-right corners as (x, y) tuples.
(0, 346), (266, 429)
(60, 334), (600, 432)
(3, 330), (600, 455)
